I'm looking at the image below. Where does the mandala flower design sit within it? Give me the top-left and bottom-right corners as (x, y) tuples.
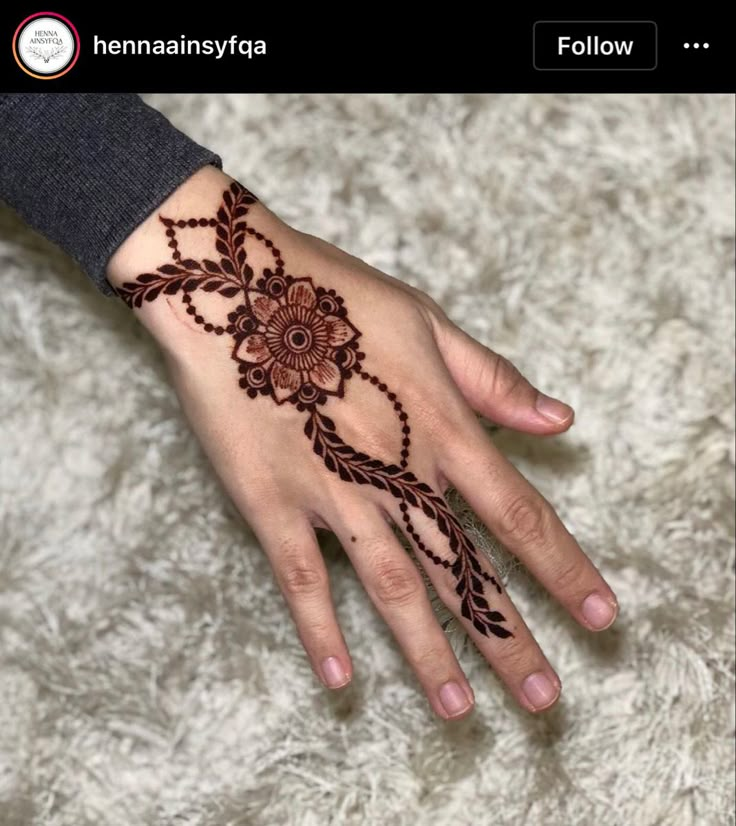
(232, 277), (360, 405)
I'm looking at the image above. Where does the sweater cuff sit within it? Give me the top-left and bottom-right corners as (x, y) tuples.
(0, 93), (222, 295)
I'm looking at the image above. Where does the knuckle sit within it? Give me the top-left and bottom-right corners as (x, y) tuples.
(233, 475), (282, 515)
(371, 562), (422, 607)
(497, 635), (535, 673)
(498, 494), (550, 547)
(279, 556), (326, 598)
(297, 618), (332, 644)
(492, 356), (525, 399)
(411, 285), (446, 319)
(411, 644), (451, 674)
(549, 554), (585, 593)
(417, 403), (457, 443)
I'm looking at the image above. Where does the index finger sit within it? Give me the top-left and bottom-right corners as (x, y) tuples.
(441, 418), (619, 632)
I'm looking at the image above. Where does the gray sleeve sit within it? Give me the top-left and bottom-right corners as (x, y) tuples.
(0, 93), (222, 296)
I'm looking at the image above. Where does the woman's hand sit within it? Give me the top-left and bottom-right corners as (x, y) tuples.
(108, 166), (618, 720)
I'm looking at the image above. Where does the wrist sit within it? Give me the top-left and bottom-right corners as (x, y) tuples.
(106, 166), (297, 364)
(107, 166), (251, 288)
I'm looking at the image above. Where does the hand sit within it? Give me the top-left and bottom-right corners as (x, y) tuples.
(108, 166), (619, 720)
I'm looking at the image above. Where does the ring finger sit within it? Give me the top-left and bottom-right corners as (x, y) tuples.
(328, 501), (476, 721)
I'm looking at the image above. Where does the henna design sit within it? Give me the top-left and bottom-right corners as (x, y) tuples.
(117, 183), (512, 640)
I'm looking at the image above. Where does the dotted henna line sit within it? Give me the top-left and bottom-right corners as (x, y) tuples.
(402, 489), (502, 594)
(182, 293), (229, 335)
(163, 218), (218, 264)
(481, 569), (502, 591)
(399, 475), (502, 595)
(357, 370), (411, 468)
(399, 502), (450, 569)
(240, 222), (285, 270)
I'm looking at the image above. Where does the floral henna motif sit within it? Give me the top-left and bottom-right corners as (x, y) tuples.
(116, 182), (512, 640)
(231, 277), (360, 405)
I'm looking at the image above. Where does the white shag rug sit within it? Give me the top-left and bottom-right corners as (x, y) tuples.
(0, 94), (733, 826)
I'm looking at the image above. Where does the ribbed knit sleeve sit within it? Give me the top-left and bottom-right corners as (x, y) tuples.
(0, 93), (221, 295)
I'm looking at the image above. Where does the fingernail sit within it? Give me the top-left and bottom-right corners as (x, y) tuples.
(522, 672), (560, 710)
(439, 681), (473, 717)
(582, 592), (619, 630)
(535, 393), (574, 423)
(320, 656), (350, 689)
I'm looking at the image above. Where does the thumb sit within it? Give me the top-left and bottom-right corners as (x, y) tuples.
(434, 322), (575, 434)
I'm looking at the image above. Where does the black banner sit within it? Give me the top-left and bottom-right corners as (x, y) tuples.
(1, 7), (731, 91)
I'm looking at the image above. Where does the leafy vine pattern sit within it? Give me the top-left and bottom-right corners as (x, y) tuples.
(117, 182), (512, 639)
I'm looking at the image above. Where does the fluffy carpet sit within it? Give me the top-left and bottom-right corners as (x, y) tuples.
(0, 94), (733, 826)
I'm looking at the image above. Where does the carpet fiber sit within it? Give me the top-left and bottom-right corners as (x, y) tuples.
(0, 94), (734, 826)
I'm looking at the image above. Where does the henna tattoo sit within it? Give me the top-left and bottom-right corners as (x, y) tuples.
(117, 182), (512, 640)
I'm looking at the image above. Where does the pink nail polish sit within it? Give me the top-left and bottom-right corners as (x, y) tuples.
(320, 657), (349, 689)
(522, 672), (559, 710)
(535, 393), (574, 423)
(582, 593), (618, 630)
(439, 681), (473, 717)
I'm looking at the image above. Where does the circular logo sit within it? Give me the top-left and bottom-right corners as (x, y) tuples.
(13, 12), (79, 79)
